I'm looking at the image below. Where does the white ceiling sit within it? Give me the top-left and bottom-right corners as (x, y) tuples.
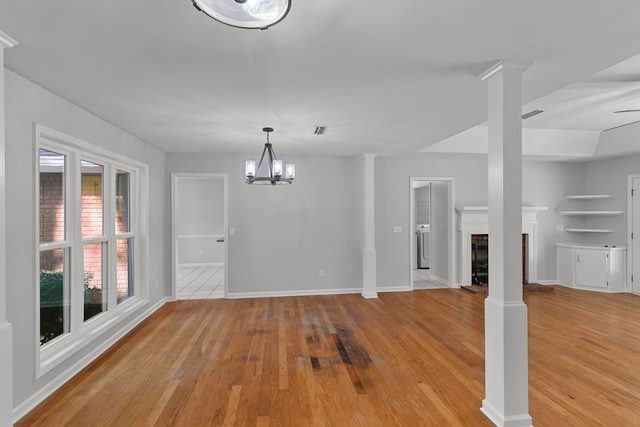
(3, 1), (640, 159)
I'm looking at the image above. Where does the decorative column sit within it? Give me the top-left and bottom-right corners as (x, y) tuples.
(479, 61), (533, 427)
(361, 153), (378, 299)
(0, 30), (18, 427)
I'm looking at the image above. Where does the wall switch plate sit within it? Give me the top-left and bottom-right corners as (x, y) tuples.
(392, 226), (402, 233)
(229, 227), (235, 235)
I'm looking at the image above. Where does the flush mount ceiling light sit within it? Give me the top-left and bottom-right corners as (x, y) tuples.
(191, 0), (291, 29)
(245, 127), (295, 185)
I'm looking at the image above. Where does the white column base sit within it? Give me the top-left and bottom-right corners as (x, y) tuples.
(481, 399), (533, 427)
(482, 297), (531, 427)
(362, 247), (378, 299)
(0, 321), (13, 427)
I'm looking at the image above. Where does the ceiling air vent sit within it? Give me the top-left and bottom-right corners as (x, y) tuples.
(314, 126), (327, 135)
(522, 109), (544, 120)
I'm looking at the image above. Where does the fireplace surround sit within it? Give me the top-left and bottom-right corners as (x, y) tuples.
(456, 206), (547, 286)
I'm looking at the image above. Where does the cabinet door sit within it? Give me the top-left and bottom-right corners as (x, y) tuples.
(575, 249), (608, 288)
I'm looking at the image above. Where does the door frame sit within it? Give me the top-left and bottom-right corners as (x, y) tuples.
(409, 177), (456, 289)
(628, 173), (640, 294)
(171, 172), (229, 300)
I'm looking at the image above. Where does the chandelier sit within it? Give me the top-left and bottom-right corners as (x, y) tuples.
(245, 127), (295, 185)
(191, 0), (291, 30)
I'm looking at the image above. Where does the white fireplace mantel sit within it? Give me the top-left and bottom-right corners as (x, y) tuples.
(456, 206), (547, 285)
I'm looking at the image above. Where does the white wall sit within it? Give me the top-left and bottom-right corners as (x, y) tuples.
(167, 153), (362, 295)
(0, 43), (14, 427)
(430, 181), (449, 281)
(522, 160), (586, 282)
(584, 152), (640, 246)
(375, 156), (586, 288)
(5, 70), (168, 412)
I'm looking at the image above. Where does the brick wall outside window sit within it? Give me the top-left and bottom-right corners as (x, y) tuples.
(40, 172), (64, 270)
(40, 172), (130, 299)
(82, 174), (103, 291)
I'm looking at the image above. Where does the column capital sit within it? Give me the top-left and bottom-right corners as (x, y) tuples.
(0, 31), (18, 49)
(479, 60), (532, 81)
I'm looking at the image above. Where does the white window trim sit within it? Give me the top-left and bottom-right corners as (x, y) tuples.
(34, 124), (150, 378)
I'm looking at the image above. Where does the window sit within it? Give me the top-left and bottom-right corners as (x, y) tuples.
(36, 125), (147, 376)
(116, 170), (134, 303)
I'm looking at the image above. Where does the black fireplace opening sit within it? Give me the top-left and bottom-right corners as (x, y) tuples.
(471, 234), (528, 286)
(471, 235), (489, 285)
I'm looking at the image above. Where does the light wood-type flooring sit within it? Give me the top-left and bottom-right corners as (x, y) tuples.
(17, 286), (640, 426)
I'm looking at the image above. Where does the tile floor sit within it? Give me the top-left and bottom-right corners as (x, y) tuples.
(413, 269), (449, 290)
(177, 265), (225, 300)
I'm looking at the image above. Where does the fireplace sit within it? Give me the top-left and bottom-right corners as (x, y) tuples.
(470, 234), (528, 285)
(457, 206), (547, 286)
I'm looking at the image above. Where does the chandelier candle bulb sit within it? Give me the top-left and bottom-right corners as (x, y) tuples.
(272, 159), (283, 177)
(285, 164), (295, 179)
(245, 160), (256, 178)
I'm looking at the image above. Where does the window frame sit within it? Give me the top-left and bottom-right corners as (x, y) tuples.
(35, 124), (148, 378)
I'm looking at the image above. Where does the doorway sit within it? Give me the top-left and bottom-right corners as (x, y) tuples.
(630, 174), (640, 295)
(409, 177), (455, 290)
(171, 173), (228, 300)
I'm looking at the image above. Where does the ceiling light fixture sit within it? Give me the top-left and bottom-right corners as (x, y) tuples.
(245, 127), (295, 185)
(522, 109), (544, 120)
(191, 0), (291, 30)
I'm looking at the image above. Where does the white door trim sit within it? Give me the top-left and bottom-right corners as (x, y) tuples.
(628, 174), (640, 294)
(409, 177), (456, 289)
(171, 173), (229, 300)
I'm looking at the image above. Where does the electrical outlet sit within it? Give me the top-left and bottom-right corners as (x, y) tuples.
(155, 279), (159, 289)
(319, 269), (325, 277)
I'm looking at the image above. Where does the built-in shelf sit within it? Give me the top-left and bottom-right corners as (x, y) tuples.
(564, 194), (613, 200)
(559, 194), (621, 234)
(558, 210), (624, 216)
(564, 228), (613, 233)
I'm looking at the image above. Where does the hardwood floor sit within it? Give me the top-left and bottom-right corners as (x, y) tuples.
(17, 286), (640, 426)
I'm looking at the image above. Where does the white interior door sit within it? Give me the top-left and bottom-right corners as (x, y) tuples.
(632, 176), (640, 294)
(171, 173), (228, 300)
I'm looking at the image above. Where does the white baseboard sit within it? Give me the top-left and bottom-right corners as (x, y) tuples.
(361, 291), (379, 299)
(13, 297), (170, 423)
(177, 262), (223, 268)
(377, 285), (412, 293)
(226, 287), (361, 299)
(532, 280), (557, 285)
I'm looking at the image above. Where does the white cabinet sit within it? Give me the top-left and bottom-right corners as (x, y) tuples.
(575, 248), (608, 288)
(556, 244), (626, 292)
